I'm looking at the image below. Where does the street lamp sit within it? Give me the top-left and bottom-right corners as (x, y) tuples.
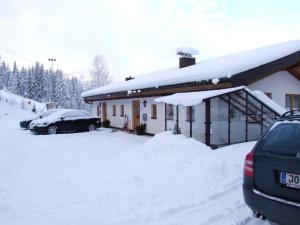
(48, 58), (56, 70)
(48, 58), (56, 102)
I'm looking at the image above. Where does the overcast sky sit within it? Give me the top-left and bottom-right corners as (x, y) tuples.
(0, 0), (300, 82)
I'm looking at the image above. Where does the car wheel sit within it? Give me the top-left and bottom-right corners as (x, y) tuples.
(27, 123), (30, 130)
(48, 126), (58, 135)
(88, 124), (96, 132)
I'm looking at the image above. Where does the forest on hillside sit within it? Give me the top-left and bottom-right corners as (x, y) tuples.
(0, 55), (111, 109)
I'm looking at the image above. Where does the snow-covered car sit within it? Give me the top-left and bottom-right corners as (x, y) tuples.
(19, 109), (61, 129)
(243, 110), (300, 225)
(29, 109), (101, 135)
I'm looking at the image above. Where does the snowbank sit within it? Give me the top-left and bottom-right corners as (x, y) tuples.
(111, 132), (257, 225)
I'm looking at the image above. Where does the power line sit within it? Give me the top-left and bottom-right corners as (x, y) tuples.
(0, 45), (37, 64)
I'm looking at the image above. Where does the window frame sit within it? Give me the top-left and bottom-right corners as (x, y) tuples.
(151, 104), (157, 119)
(186, 106), (195, 122)
(120, 105), (124, 117)
(286, 94), (300, 110)
(112, 105), (116, 116)
(166, 104), (174, 120)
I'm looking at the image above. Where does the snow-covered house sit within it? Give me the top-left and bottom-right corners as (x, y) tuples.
(82, 40), (300, 147)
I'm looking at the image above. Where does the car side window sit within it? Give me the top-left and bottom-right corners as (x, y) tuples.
(63, 111), (89, 119)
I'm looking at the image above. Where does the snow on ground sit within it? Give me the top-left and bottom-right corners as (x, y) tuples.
(0, 90), (46, 113)
(0, 98), (271, 225)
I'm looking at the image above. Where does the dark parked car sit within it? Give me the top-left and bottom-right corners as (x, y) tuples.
(20, 109), (61, 129)
(243, 110), (300, 225)
(30, 109), (101, 135)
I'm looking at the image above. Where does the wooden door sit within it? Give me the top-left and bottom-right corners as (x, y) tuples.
(132, 100), (140, 130)
(102, 102), (107, 121)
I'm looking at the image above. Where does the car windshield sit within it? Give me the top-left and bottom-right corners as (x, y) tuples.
(40, 110), (59, 117)
(257, 122), (300, 156)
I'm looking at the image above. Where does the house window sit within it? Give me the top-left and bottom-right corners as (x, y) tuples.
(265, 92), (272, 99)
(112, 105), (116, 116)
(120, 105), (124, 117)
(97, 104), (101, 117)
(166, 104), (174, 120)
(186, 106), (195, 122)
(151, 104), (157, 119)
(286, 94), (300, 110)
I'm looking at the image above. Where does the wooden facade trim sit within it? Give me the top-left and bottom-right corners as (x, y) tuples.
(287, 64), (300, 81)
(84, 82), (232, 102)
(231, 51), (300, 86)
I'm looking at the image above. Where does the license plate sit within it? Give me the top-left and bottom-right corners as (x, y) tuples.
(280, 172), (300, 189)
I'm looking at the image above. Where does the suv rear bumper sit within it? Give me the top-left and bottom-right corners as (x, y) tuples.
(243, 178), (300, 225)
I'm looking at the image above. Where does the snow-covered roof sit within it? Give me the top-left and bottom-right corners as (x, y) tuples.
(155, 86), (286, 115)
(155, 86), (244, 106)
(82, 40), (300, 98)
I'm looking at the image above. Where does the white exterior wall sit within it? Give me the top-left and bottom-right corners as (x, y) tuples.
(248, 71), (300, 108)
(139, 97), (165, 134)
(97, 97), (165, 134)
(91, 101), (100, 116)
(89, 70), (300, 144)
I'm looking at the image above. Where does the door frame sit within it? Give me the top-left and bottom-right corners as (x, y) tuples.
(132, 100), (140, 130)
(102, 102), (107, 122)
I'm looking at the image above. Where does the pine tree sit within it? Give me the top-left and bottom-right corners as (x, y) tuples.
(68, 77), (84, 109)
(11, 62), (22, 94)
(26, 66), (35, 99)
(53, 70), (71, 108)
(19, 67), (27, 96)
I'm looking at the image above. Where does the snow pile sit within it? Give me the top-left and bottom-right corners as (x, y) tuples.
(110, 132), (257, 225)
(0, 90), (45, 113)
(82, 40), (300, 97)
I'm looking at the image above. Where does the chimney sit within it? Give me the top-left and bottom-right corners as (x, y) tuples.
(179, 57), (195, 68)
(176, 47), (199, 69)
(125, 76), (134, 81)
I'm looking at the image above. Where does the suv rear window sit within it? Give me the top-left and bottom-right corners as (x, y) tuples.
(257, 122), (300, 156)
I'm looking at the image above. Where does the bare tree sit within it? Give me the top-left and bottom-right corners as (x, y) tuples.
(90, 54), (111, 88)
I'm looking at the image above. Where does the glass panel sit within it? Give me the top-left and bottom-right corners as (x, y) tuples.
(230, 91), (246, 144)
(247, 95), (262, 141)
(166, 104), (174, 120)
(210, 97), (228, 147)
(186, 106), (195, 122)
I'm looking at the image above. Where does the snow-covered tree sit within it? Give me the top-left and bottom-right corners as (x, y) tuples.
(53, 70), (71, 108)
(90, 54), (111, 89)
(26, 66), (35, 99)
(0, 56), (95, 111)
(10, 62), (22, 94)
(67, 77), (84, 109)
(0, 60), (10, 89)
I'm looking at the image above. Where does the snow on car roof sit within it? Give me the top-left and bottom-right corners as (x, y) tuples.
(31, 109), (90, 124)
(82, 40), (300, 97)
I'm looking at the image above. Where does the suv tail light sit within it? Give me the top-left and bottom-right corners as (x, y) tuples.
(244, 152), (254, 177)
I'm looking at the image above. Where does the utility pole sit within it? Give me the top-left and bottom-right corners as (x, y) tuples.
(48, 58), (56, 102)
